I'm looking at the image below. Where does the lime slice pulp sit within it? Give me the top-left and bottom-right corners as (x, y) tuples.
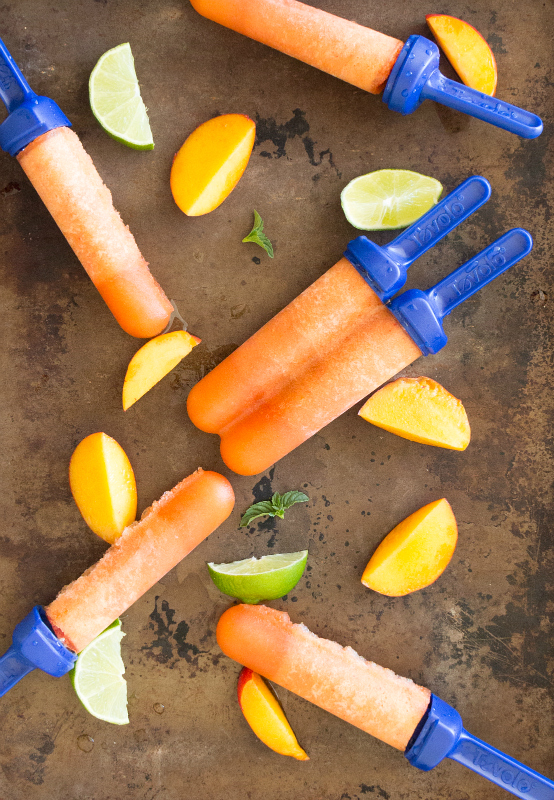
(71, 619), (129, 725)
(341, 169), (443, 230)
(89, 43), (154, 150)
(207, 550), (308, 604)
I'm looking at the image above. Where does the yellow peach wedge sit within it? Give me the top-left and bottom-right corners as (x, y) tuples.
(122, 330), (200, 410)
(237, 667), (309, 761)
(359, 377), (470, 451)
(362, 499), (458, 597)
(426, 14), (497, 96)
(170, 114), (256, 216)
(69, 432), (137, 545)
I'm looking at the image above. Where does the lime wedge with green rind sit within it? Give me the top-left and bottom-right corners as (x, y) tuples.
(71, 619), (129, 725)
(341, 169), (443, 230)
(207, 550), (308, 604)
(89, 43), (154, 150)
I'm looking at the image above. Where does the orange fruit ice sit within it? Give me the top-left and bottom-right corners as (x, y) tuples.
(237, 667), (309, 760)
(426, 14), (497, 96)
(189, 0), (403, 95)
(359, 376), (471, 451)
(47, 469), (234, 653)
(361, 498), (458, 597)
(170, 114), (256, 216)
(217, 604), (430, 751)
(17, 127), (173, 338)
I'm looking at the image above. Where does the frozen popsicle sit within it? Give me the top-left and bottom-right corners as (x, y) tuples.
(0, 36), (173, 338)
(217, 605), (554, 799)
(218, 603), (430, 750)
(190, 0), (542, 138)
(191, 0), (402, 95)
(46, 468), (234, 653)
(188, 181), (532, 476)
(189, 257), (421, 475)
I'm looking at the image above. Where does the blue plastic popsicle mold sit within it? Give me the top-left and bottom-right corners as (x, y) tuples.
(406, 694), (554, 799)
(383, 36), (543, 139)
(344, 175), (491, 302)
(0, 606), (76, 697)
(389, 227), (532, 354)
(0, 35), (70, 156)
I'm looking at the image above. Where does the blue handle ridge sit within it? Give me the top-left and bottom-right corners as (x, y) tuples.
(406, 695), (554, 799)
(344, 175), (491, 301)
(389, 228), (533, 355)
(0, 35), (70, 156)
(383, 36), (543, 139)
(0, 606), (76, 697)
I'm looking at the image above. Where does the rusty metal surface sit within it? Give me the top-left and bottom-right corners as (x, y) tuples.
(0, 1), (552, 798)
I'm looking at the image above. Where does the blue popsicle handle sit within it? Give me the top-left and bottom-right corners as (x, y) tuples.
(422, 72), (544, 140)
(0, 646), (35, 695)
(429, 228), (533, 318)
(0, 35), (70, 156)
(0, 607), (76, 698)
(405, 695), (554, 799)
(383, 36), (543, 140)
(344, 175), (491, 302)
(386, 175), (491, 267)
(0, 36), (34, 112)
(389, 228), (533, 354)
(451, 730), (554, 800)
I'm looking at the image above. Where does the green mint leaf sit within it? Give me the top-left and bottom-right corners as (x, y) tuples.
(240, 491), (309, 527)
(239, 501), (276, 527)
(242, 210), (274, 258)
(271, 492), (285, 510)
(279, 491), (309, 509)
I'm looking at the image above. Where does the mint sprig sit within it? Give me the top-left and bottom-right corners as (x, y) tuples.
(242, 210), (274, 258)
(240, 491), (309, 527)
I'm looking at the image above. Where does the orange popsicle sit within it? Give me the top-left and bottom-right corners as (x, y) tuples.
(17, 127), (173, 338)
(190, 0), (403, 95)
(46, 468), (234, 652)
(187, 257), (421, 475)
(217, 604), (431, 751)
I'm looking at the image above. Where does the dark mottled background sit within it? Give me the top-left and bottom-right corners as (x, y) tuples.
(0, 2), (552, 799)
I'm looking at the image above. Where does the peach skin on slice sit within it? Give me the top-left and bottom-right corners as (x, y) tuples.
(170, 114), (256, 216)
(70, 432), (137, 544)
(362, 498), (458, 596)
(237, 667), (309, 760)
(359, 377), (470, 451)
(426, 14), (497, 96)
(122, 330), (200, 410)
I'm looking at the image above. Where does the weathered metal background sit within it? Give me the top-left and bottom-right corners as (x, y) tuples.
(0, 1), (552, 798)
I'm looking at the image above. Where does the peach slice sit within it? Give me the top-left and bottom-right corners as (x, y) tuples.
(426, 14), (497, 95)
(170, 114), (256, 216)
(237, 667), (309, 760)
(122, 330), (200, 410)
(359, 377), (470, 451)
(362, 498), (458, 596)
(69, 432), (137, 544)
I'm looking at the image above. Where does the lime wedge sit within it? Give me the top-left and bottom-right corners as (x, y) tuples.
(341, 169), (443, 230)
(207, 550), (308, 604)
(71, 619), (129, 725)
(89, 43), (154, 149)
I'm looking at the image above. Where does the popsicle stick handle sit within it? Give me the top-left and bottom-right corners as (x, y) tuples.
(451, 730), (554, 800)
(384, 36), (543, 140)
(386, 176), (491, 266)
(389, 228), (532, 354)
(0, 646), (35, 697)
(430, 228), (533, 318)
(0, 35), (34, 113)
(422, 72), (543, 140)
(0, 607), (76, 698)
